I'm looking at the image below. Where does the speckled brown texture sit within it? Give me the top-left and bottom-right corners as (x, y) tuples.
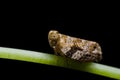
(48, 30), (102, 62)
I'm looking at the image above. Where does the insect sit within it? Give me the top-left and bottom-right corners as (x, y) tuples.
(48, 30), (102, 62)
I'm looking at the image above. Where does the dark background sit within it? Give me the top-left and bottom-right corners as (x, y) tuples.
(0, 3), (119, 80)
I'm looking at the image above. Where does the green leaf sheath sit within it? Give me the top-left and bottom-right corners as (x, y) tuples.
(0, 47), (120, 79)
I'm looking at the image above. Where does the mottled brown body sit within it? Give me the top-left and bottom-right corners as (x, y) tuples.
(48, 30), (102, 62)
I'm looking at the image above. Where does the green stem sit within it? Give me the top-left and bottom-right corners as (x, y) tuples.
(0, 47), (120, 79)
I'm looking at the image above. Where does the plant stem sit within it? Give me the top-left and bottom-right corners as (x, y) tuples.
(0, 47), (120, 79)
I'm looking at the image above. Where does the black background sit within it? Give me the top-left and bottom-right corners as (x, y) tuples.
(0, 3), (119, 80)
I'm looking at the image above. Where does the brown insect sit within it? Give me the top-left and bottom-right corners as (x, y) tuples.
(48, 30), (102, 62)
